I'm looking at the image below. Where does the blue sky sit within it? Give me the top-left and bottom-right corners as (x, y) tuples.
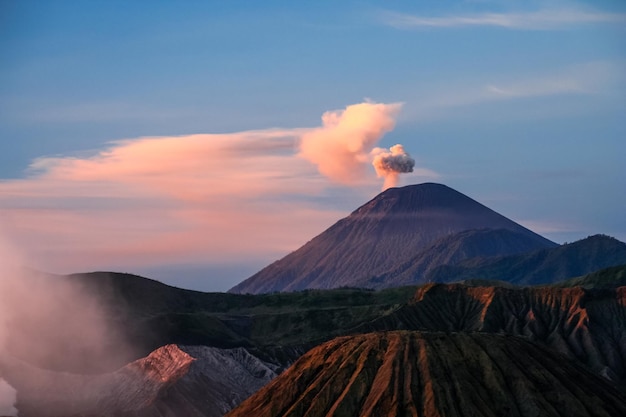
(1, 1), (625, 291)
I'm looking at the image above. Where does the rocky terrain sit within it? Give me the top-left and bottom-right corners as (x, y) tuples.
(356, 283), (626, 386)
(226, 331), (626, 417)
(1, 344), (277, 417)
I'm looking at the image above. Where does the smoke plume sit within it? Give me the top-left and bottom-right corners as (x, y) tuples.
(299, 101), (402, 184)
(0, 239), (21, 416)
(0, 378), (17, 417)
(0, 234), (136, 415)
(372, 144), (416, 190)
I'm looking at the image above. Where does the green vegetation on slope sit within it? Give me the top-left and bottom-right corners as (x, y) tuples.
(66, 272), (418, 365)
(552, 264), (626, 289)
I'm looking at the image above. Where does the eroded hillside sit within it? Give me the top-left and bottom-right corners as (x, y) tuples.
(227, 331), (626, 417)
(356, 283), (626, 385)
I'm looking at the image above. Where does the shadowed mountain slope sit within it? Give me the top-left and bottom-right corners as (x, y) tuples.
(367, 228), (555, 288)
(230, 183), (556, 293)
(226, 331), (626, 417)
(428, 234), (626, 285)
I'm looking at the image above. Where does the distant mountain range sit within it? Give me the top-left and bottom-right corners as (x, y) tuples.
(231, 183), (626, 293)
(427, 233), (626, 285)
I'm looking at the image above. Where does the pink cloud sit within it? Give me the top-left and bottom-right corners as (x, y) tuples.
(0, 132), (336, 273)
(299, 102), (403, 184)
(0, 102), (437, 278)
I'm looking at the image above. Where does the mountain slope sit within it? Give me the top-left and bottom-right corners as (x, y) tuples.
(226, 331), (626, 417)
(230, 183), (556, 293)
(428, 234), (626, 285)
(367, 228), (554, 288)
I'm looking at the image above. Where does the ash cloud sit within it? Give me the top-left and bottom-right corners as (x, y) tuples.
(372, 144), (416, 190)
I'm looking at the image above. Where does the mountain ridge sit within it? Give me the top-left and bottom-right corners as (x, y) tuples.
(428, 234), (626, 285)
(366, 228), (557, 288)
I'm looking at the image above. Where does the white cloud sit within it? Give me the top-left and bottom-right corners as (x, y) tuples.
(383, 8), (626, 30)
(485, 61), (616, 97)
(517, 219), (582, 235)
(401, 61), (624, 121)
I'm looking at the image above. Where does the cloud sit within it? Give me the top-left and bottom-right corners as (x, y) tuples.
(372, 144), (415, 190)
(0, 130), (331, 273)
(484, 61), (621, 98)
(400, 61), (624, 122)
(382, 8), (626, 30)
(299, 101), (403, 184)
(515, 219), (582, 236)
(0, 102), (437, 280)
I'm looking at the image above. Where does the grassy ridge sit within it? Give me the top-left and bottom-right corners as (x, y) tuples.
(552, 264), (626, 289)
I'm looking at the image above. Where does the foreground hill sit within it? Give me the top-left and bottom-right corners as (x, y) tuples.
(230, 183), (556, 293)
(357, 282), (626, 386)
(428, 234), (626, 285)
(227, 331), (626, 417)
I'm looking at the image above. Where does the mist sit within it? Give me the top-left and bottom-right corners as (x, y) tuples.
(0, 378), (17, 416)
(0, 235), (136, 415)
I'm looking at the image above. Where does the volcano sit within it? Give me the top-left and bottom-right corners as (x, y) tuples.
(230, 183), (556, 293)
